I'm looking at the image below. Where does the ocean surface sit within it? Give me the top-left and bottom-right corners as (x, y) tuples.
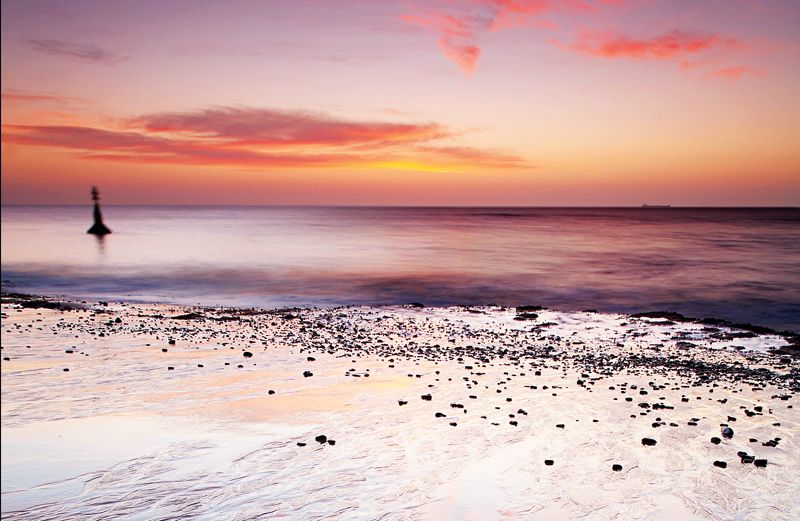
(1, 206), (799, 331)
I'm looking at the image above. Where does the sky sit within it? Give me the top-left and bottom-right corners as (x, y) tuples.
(1, 0), (799, 206)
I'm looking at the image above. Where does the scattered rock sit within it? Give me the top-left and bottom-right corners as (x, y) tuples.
(641, 438), (657, 446)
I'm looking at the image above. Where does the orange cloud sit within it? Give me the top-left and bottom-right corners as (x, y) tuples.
(569, 30), (734, 60)
(2, 107), (529, 172)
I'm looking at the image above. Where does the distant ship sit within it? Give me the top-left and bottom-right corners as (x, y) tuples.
(641, 204), (671, 208)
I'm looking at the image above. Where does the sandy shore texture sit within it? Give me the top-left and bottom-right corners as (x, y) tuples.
(1, 295), (798, 520)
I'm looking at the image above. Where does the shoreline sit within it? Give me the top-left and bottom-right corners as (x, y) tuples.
(4, 291), (799, 350)
(2, 293), (798, 519)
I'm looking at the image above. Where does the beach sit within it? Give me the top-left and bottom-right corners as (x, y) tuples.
(2, 294), (798, 520)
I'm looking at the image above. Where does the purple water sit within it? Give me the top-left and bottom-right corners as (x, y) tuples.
(2, 206), (799, 331)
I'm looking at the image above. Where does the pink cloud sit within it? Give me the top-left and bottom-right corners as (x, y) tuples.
(402, 0), (624, 72)
(2, 107), (529, 171)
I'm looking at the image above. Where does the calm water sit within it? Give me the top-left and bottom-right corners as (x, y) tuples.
(2, 206), (799, 331)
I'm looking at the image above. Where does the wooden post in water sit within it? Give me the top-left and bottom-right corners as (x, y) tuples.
(87, 186), (112, 235)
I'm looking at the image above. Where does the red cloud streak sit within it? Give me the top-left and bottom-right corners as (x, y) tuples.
(134, 107), (449, 146)
(569, 30), (738, 60)
(2, 107), (527, 171)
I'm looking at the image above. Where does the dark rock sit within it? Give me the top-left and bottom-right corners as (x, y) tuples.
(268, 390), (275, 395)
(612, 464), (623, 471)
(327, 440), (336, 446)
(315, 435), (327, 444)
(713, 461), (727, 469)
(297, 442), (306, 446)
(544, 459), (554, 466)
(721, 427), (734, 439)
(754, 459), (768, 468)
(710, 437), (721, 445)
(398, 400), (407, 406)
(243, 351), (253, 358)
(303, 371), (313, 377)
(435, 412), (446, 418)
(307, 356), (316, 361)
(641, 438), (657, 446)
(421, 394), (432, 401)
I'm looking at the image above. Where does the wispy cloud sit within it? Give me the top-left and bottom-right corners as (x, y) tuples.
(709, 66), (753, 80)
(1, 89), (86, 105)
(568, 30), (738, 60)
(22, 38), (127, 65)
(2, 106), (529, 172)
(402, 0), (623, 72)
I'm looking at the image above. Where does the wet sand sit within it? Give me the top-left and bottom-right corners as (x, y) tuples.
(1, 297), (798, 520)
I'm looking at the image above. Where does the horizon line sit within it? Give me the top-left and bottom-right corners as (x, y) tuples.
(2, 203), (798, 209)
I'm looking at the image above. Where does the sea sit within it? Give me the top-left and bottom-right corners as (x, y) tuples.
(1, 206), (799, 332)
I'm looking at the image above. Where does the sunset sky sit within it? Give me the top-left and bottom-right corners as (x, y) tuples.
(2, 0), (799, 206)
